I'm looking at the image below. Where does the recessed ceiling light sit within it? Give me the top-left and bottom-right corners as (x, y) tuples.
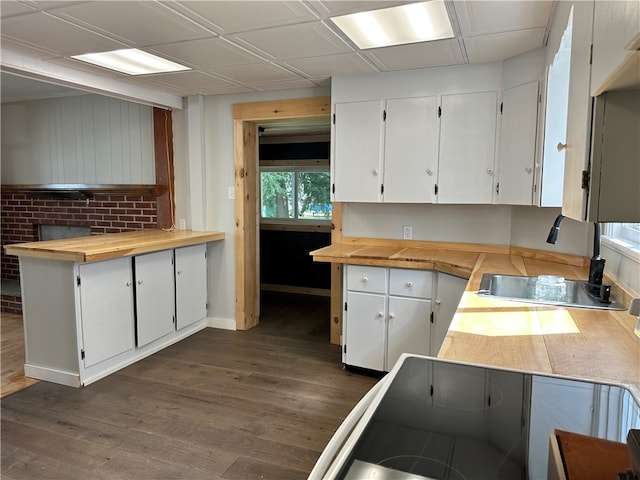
(331, 0), (454, 49)
(71, 48), (190, 75)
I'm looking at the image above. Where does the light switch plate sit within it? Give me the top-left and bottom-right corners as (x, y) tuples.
(403, 226), (412, 240)
(228, 186), (236, 200)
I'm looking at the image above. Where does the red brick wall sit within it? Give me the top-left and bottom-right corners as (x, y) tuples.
(1, 192), (158, 313)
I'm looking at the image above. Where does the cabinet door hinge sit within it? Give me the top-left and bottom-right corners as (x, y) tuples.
(430, 385), (434, 397)
(80, 349), (85, 360)
(589, 44), (593, 65)
(496, 182), (500, 195)
(204, 250), (207, 259)
(383, 110), (387, 121)
(430, 311), (434, 324)
(581, 170), (590, 190)
(171, 256), (174, 265)
(343, 344), (347, 354)
(332, 113), (336, 125)
(434, 184), (438, 196)
(500, 102), (503, 115)
(438, 106), (442, 118)
(206, 302), (209, 310)
(380, 184), (384, 194)
(344, 302), (347, 311)
(172, 315), (176, 325)
(76, 275), (81, 286)
(332, 183), (335, 194)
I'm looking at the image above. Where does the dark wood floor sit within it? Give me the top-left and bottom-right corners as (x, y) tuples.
(1, 291), (379, 479)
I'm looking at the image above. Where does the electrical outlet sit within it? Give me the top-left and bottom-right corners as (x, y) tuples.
(227, 186), (236, 200)
(178, 218), (186, 230)
(403, 225), (413, 240)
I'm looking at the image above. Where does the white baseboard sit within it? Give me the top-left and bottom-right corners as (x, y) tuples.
(208, 316), (236, 330)
(24, 364), (81, 388)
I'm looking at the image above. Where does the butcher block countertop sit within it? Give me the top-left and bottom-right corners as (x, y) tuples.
(4, 229), (225, 262)
(311, 241), (640, 387)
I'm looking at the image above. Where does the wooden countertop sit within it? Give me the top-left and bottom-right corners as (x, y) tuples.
(311, 242), (640, 387)
(4, 230), (225, 262)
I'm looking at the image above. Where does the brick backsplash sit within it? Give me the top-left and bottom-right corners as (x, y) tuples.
(1, 192), (158, 313)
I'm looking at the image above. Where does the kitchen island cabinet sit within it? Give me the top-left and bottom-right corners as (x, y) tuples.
(5, 230), (224, 387)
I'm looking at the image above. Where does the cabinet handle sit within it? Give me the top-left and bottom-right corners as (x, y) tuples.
(137, 280), (143, 285)
(362, 276), (368, 283)
(435, 299), (442, 306)
(126, 280), (132, 287)
(426, 169), (433, 176)
(389, 313), (395, 319)
(177, 269), (183, 275)
(371, 169), (378, 176)
(486, 168), (493, 176)
(377, 312), (384, 318)
(557, 142), (567, 152)
(525, 167), (533, 174)
(406, 281), (413, 287)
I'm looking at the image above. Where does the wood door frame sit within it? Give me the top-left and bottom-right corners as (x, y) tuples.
(232, 97), (331, 331)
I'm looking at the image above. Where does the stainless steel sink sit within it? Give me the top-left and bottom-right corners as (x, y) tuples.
(477, 273), (626, 310)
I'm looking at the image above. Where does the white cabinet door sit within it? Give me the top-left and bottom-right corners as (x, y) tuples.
(562, 1), (595, 221)
(175, 244), (207, 330)
(134, 250), (175, 347)
(387, 296), (431, 370)
(430, 273), (467, 356)
(497, 81), (539, 205)
(78, 258), (135, 368)
(332, 100), (384, 202)
(540, 23), (572, 208)
(344, 291), (386, 371)
(437, 91), (498, 204)
(383, 97), (438, 203)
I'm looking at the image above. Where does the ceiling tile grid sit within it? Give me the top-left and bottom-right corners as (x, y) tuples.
(1, 0), (554, 100)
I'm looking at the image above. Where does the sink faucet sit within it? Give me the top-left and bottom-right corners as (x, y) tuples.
(545, 214), (610, 303)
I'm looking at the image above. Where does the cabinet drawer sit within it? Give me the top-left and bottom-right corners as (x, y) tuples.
(346, 265), (386, 294)
(389, 268), (433, 298)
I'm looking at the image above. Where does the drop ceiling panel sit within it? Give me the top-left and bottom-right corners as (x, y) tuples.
(365, 39), (465, 71)
(247, 78), (319, 92)
(173, 1), (318, 34)
(284, 52), (378, 77)
(147, 37), (265, 69)
(464, 28), (547, 64)
(230, 21), (352, 60)
(214, 63), (300, 84)
(454, 0), (553, 36)
(137, 71), (237, 94)
(0, 1), (36, 17)
(308, 1), (406, 17)
(0, 11), (127, 56)
(50, 1), (213, 47)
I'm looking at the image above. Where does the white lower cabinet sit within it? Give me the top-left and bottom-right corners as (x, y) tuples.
(343, 265), (466, 372)
(175, 244), (207, 330)
(134, 249), (175, 347)
(78, 257), (135, 368)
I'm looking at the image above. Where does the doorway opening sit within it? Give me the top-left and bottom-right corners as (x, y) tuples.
(232, 97), (331, 332)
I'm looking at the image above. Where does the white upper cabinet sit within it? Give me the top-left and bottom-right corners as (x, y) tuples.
(332, 100), (384, 202)
(561, 2), (596, 221)
(383, 97), (439, 203)
(497, 81), (539, 205)
(436, 91), (498, 204)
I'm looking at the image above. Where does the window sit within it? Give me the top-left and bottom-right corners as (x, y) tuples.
(603, 222), (640, 259)
(260, 167), (331, 222)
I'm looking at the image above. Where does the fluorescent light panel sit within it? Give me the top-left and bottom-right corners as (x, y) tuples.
(331, 0), (454, 49)
(71, 48), (190, 75)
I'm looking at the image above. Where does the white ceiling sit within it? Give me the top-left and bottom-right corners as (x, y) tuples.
(0, 0), (555, 105)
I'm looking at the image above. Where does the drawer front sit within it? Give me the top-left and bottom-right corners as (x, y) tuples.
(346, 265), (386, 294)
(389, 268), (433, 298)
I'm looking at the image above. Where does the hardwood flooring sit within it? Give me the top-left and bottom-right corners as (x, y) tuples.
(1, 292), (380, 479)
(1, 313), (38, 398)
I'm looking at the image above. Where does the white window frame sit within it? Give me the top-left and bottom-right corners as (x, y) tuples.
(259, 164), (331, 226)
(602, 222), (640, 261)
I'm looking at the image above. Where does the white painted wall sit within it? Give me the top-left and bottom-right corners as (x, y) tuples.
(1, 94), (155, 184)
